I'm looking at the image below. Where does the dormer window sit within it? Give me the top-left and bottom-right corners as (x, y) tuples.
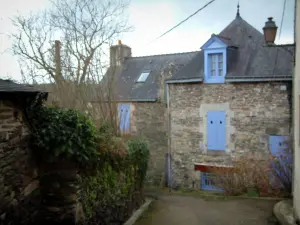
(137, 72), (150, 82)
(201, 34), (230, 84)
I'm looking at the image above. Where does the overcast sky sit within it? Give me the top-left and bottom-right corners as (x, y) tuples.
(0, 0), (295, 81)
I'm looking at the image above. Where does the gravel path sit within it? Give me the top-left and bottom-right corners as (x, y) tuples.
(135, 194), (278, 225)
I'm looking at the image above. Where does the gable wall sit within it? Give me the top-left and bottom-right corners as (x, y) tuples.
(130, 102), (168, 186)
(168, 82), (291, 187)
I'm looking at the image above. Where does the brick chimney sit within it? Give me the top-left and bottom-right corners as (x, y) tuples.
(110, 40), (132, 66)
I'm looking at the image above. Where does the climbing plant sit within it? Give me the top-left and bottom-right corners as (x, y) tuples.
(24, 101), (150, 224)
(28, 106), (99, 164)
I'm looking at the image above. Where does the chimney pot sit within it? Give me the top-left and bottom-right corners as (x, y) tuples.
(118, 40), (122, 45)
(263, 17), (278, 45)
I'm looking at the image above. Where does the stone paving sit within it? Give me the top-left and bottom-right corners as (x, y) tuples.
(135, 194), (278, 225)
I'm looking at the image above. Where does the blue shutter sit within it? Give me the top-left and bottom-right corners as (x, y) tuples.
(207, 111), (226, 151)
(207, 111), (216, 150)
(269, 135), (291, 188)
(124, 104), (130, 131)
(119, 104), (130, 132)
(216, 111), (226, 150)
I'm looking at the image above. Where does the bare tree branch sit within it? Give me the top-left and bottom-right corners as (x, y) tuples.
(11, 0), (131, 85)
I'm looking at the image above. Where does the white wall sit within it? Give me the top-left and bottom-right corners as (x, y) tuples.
(294, 0), (300, 221)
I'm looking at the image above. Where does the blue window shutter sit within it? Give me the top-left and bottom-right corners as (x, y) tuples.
(119, 104), (130, 132)
(269, 135), (291, 188)
(207, 111), (217, 150)
(118, 104), (124, 131)
(207, 111), (226, 151)
(124, 104), (130, 131)
(216, 111), (226, 150)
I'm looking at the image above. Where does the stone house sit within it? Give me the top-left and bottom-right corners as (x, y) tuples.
(108, 9), (294, 188)
(102, 40), (197, 184)
(0, 79), (47, 220)
(166, 12), (294, 189)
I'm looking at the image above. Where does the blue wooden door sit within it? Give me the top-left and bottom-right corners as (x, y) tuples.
(119, 104), (130, 132)
(269, 135), (291, 188)
(207, 111), (226, 150)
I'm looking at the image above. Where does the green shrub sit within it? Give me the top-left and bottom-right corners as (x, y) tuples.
(29, 106), (99, 163)
(79, 125), (150, 223)
(80, 163), (134, 219)
(126, 137), (150, 183)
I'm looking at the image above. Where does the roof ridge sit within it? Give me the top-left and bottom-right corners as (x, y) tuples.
(214, 34), (231, 40)
(128, 50), (200, 59)
(219, 16), (263, 38)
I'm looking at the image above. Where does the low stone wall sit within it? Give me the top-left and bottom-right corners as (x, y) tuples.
(0, 100), (38, 220)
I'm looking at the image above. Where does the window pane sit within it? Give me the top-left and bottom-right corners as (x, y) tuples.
(218, 54), (223, 62)
(211, 69), (216, 76)
(137, 72), (150, 82)
(218, 69), (223, 76)
(212, 62), (216, 69)
(218, 61), (223, 69)
(211, 55), (216, 62)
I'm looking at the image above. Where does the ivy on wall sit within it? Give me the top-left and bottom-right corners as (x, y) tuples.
(23, 98), (150, 224)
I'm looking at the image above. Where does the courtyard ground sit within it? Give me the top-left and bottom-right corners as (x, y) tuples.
(135, 194), (279, 225)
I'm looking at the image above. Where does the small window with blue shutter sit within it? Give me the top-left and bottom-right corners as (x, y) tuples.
(118, 104), (130, 132)
(207, 111), (226, 151)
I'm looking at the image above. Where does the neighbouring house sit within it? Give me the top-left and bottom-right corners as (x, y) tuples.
(106, 7), (294, 189)
(99, 40), (197, 184)
(0, 79), (47, 219)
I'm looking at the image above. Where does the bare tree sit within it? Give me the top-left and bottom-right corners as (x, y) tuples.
(11, 0), (130, 84)
(11, 0), (131, 131)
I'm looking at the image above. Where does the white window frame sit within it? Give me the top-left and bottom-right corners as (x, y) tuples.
(208, 53), (223, 77)
(204, 48), (227, 83)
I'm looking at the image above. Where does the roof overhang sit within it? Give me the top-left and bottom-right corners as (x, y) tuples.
(165, 78), (202, 84)
(226, 75), (292, 82)
(90, 98), (157, 103)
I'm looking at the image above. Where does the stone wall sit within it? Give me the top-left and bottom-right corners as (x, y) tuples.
(169, 82), (291, 187)
(0, 100), (38, 219)
(130, 102), (168, 186)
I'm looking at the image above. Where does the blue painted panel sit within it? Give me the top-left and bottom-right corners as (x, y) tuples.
(201, 36), (228, 50)
(207, 111), (216, 150)
(119, 104), (130, 132)
(124, 104), (130, 131)
(269, 135), (292, 188)
(201, 172), (223, 192)
(207, 111), (226, 151)
(216, 111), (226, 150)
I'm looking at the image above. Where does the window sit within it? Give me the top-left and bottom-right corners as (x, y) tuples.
(137, 72), (150, 82)
(209, 53), (223, 77)
(201, 172), (223, 192)
(118, 104), (130, 132)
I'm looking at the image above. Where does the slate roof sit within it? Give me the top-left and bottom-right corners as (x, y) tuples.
(170, 15), (294, 81)
(104, 14), (294, 102)
(107, 52), (198, 101)
(0, 79), (46, 93)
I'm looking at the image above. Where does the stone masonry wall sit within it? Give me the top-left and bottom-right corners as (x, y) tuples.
(0, 100), (38, 219)
(169, 82), (291, 188)
(130, 102), (168, 186)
